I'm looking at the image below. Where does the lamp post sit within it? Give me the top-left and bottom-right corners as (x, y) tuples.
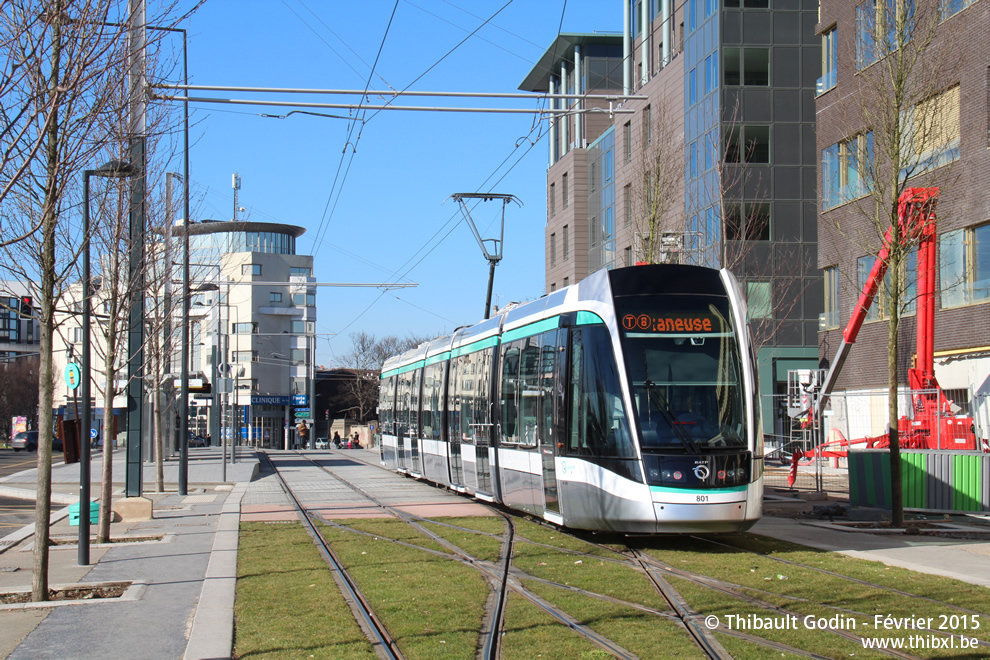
(80, 159), (137, 566)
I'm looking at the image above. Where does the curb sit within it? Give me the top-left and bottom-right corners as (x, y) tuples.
(183, 483), (245, 660)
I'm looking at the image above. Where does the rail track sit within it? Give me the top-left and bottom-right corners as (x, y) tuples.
(255, 449), (990, 659)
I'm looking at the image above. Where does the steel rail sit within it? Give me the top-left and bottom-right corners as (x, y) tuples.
(261, 452), (403, 659)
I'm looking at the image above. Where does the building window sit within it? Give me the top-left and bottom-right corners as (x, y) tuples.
(550, 283), (557, 292)
(550, 233), (557, 267)
(902, 85), (960, 179)
(723, 48), (769, 86)
(292, 292), (316, 307)
(624, 185), (632, 227)
(233, 351), (257, 362)
(703, 130), (715, 170)
(746, 281), (772, 320)
(725, 0), (769, 6)
(943, 0), (977, 19)
(724, 125), (770, 163)
(858, 250), (918, 320)
(822, 132), (874, 210)
(562, 173), (569, 208)
(563, 276), (570, 288)
(232, 322), (256, 334)
(856, 0), (915, 69)
(290, 348), (308, 365)
(290, 266), (311, 277)
(269, 292), (282, 303)
(625, 246), (633, 267)
(941, 223), (990, 308)
(724, 202), (770, 241)
(563, 225), (570, 260)
(549, 182), (556, 216)
(705, 0), (717, 18)
(689, 0), (696, 31)
(823, 266), (840, 329)
(644, 105), (652, 145)
(291, 377), (308, 395)
(704, 52), (718, 95)
(241, 264), (261, 276)
(819, 28), (837, 95)
(624, 121), (632, 163)
(689, 67), (697, 105)
(292, 320), (315, 334)
(688, 141), (698, 179)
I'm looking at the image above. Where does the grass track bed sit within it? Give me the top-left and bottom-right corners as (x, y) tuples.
(234, 522), (376, 659)
(316, 521), (490, 659)
(523, 579), (705, 658)
(512, 541), (669, 610)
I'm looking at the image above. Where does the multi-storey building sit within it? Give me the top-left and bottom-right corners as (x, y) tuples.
(53, 219), (317, 450)
(816, 0), (990, 413)
(522, 0), (821, 435)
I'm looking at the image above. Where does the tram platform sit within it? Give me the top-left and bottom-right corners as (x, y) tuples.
(1, 447), (989, 659)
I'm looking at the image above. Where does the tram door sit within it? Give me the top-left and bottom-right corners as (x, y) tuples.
(539, 329), (562, 518)
(473, 348), (495, 497)
(395, 370), (412, 471)
(407, 368), (422, 475)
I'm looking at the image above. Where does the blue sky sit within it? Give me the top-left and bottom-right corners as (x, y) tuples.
(165, 0), (620, 366)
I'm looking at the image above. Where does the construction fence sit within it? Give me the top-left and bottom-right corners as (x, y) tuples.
(761, 389), (990, 495)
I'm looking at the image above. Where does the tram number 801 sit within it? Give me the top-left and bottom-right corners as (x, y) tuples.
(696, 495), (709, 502)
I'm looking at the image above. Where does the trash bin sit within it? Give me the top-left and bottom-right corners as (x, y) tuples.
(69, 502), (100, 526)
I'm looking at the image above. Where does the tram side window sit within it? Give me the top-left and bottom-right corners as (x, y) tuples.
(501, 345), (520, 444)
(410, 368), (422, 436)
(540, 330), (560, 447)
(473, 349), (493, 445)
(380, 375), (396, 433)
(567, 326), (635, 459)
(396, 371), (412, 437)
(519, 337), (541, 447)
(447, 358), (462, 442)
(421, 362), (445, 441)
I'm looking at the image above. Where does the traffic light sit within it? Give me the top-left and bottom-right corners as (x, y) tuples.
(19, 296), (31, 317)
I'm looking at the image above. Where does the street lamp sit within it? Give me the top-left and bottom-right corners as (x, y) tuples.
(81, 159), (138, 566)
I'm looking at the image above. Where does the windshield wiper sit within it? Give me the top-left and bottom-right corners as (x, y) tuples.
(643, 380), (702, 454)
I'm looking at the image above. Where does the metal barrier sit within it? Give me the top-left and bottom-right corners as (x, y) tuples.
(762, 387), (990, 498)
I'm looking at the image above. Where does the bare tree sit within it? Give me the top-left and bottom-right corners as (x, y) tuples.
(0, 0), (178, 601)
(333, 332), (431, 423)
(822, 1), (961, 526)
(631, 98), (685, 265)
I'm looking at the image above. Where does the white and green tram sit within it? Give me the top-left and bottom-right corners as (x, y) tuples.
(378, 264), (764, 534)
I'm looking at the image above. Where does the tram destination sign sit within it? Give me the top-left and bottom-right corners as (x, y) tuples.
(621, 313), (714, 333)
(251, 395), (290, 406)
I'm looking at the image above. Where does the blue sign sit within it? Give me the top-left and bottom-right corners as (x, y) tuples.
(251, 395), (290, 406)
(291, 394), (308, 406)
(90, 428), (98, 439)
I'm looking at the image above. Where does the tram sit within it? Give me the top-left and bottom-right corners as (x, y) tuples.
(377, 264), (763, 534)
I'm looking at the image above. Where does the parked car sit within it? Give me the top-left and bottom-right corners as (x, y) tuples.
(187, 431), (206, 447)
(11, 431), (62, 452)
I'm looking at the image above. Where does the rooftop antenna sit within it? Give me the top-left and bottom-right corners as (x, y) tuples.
(232, 172), (241, 221)
(447, 192), (522, 319)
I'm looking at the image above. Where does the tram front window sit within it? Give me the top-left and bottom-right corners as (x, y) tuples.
(616, 296), (746, 452)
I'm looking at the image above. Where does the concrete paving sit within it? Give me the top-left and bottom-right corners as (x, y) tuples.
(1, 448), (989, 659)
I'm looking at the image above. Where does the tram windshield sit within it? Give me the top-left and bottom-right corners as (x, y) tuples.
(616, 295), (746, 452)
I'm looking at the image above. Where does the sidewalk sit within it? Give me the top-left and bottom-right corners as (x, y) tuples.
(0, 447), (258, 660)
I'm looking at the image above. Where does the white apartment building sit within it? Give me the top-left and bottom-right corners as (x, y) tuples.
(53, 219), (317, 450)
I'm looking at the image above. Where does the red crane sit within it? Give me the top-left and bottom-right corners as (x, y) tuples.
(788, 188), (981, 485)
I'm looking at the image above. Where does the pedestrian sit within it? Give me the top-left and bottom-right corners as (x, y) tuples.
(205, 434), (212, 448)
(332, 431), (341, 448)
(352, 432), (361, 449)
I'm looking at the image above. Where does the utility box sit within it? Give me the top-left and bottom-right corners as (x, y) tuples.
(68, 502), (100, 526)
